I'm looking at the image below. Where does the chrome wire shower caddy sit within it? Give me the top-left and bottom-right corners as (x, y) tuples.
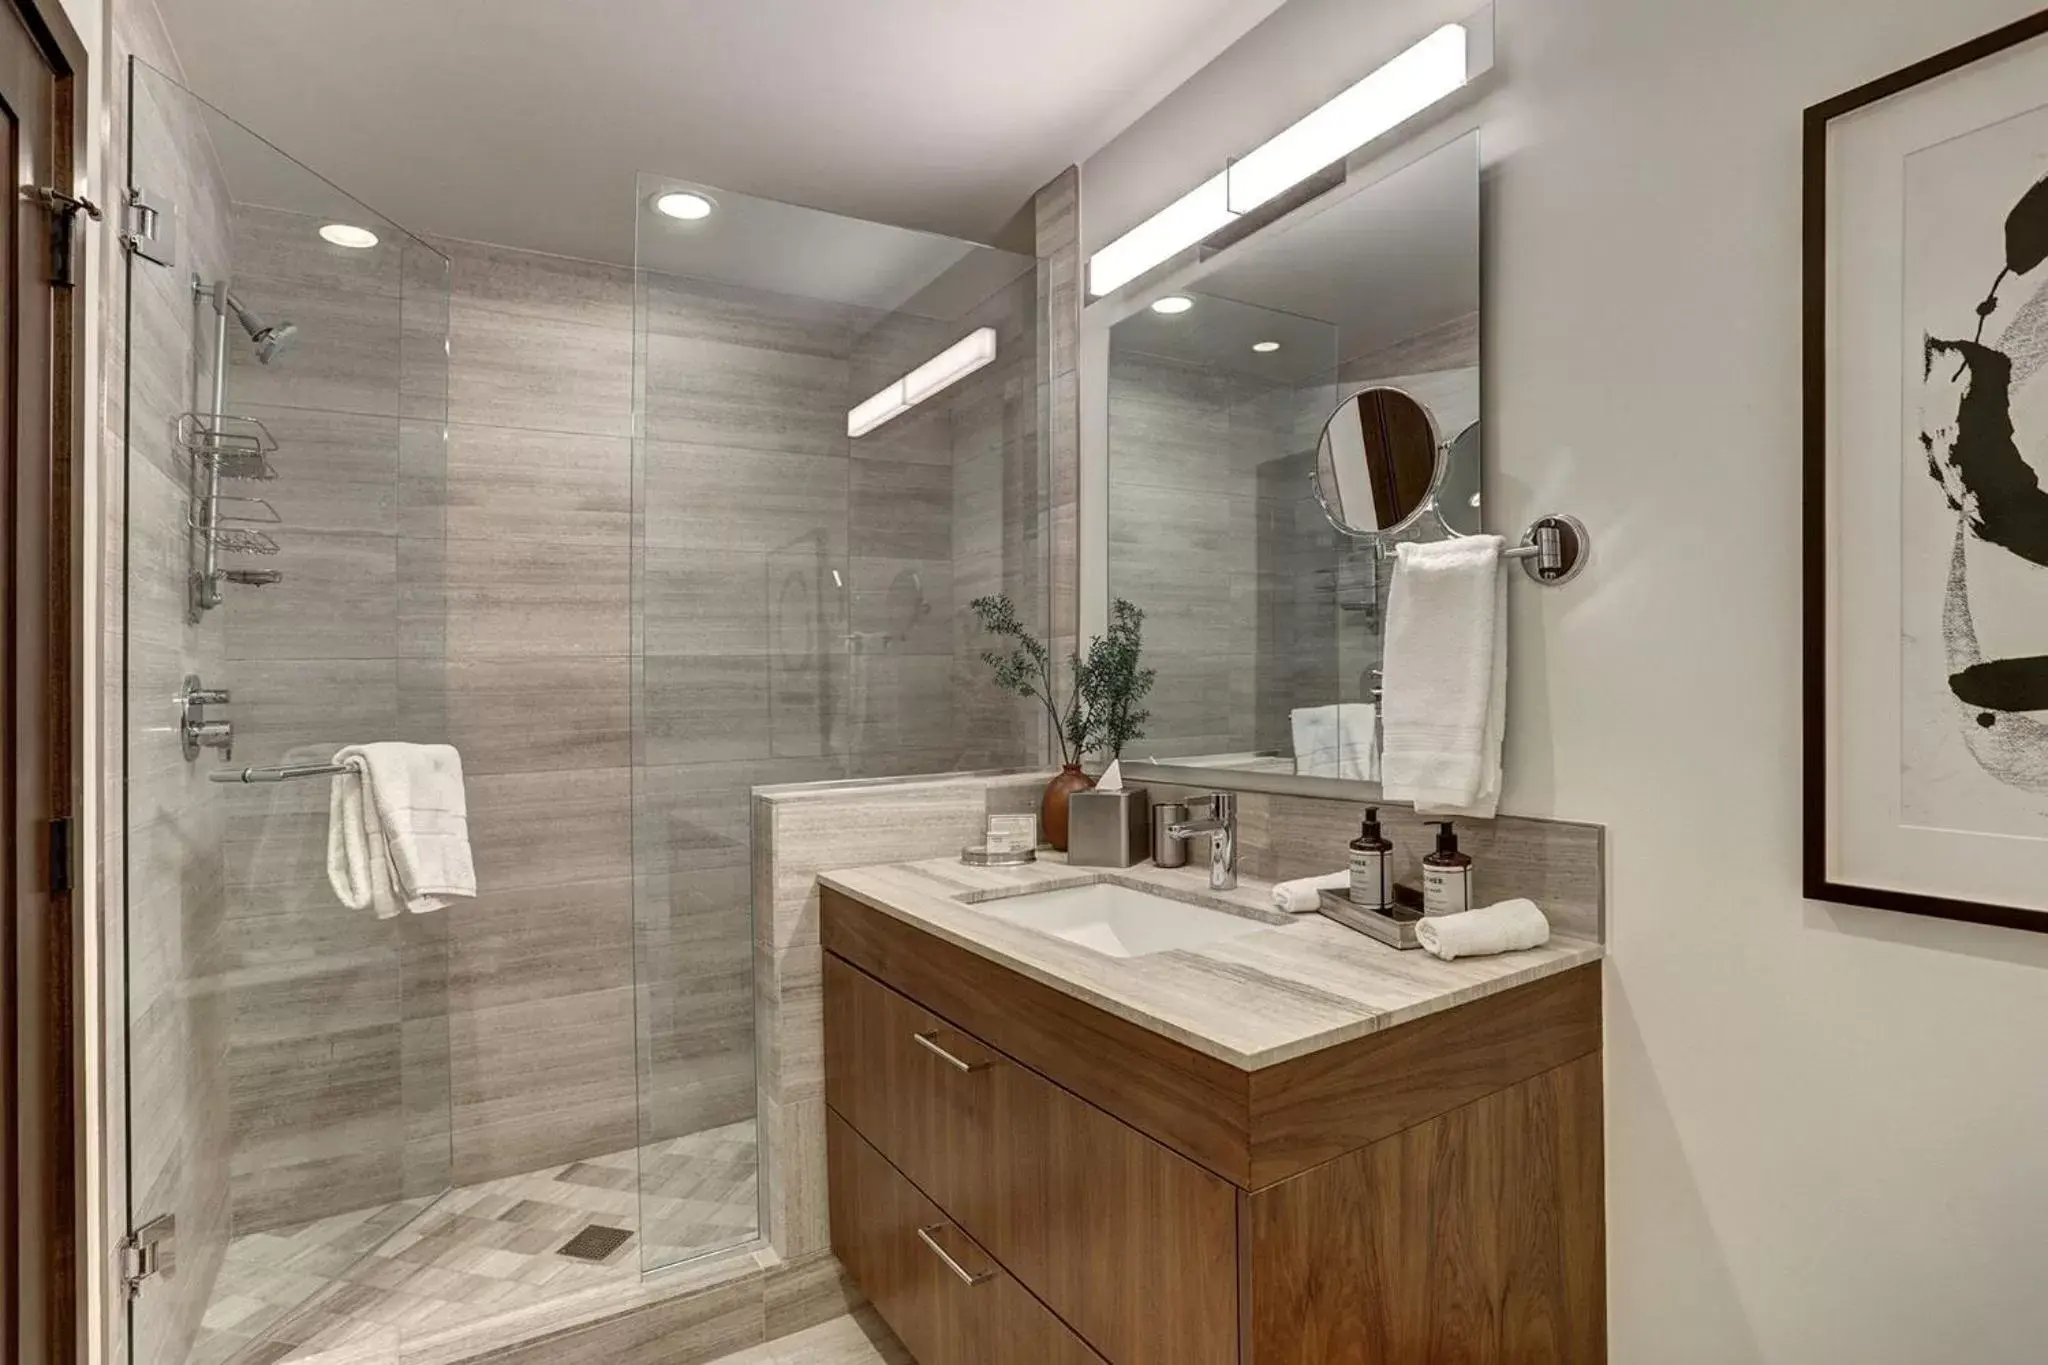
(186, 277), (295, 619)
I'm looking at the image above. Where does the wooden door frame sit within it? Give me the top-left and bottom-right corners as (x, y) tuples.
(2, 0), (90, 1359)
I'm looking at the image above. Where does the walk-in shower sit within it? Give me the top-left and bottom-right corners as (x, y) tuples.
(118, 59), (1048, 1365)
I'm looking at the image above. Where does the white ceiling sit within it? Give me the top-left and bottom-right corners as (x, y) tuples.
(156, 0), (1292, 266)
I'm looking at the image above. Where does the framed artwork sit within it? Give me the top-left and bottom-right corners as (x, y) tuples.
(1805, 9), (2048, 931)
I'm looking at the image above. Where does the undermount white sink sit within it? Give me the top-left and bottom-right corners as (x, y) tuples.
(970, 881), (1274, 959)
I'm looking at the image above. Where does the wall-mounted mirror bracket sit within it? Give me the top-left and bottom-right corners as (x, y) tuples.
(1506, 513), (1589, 585)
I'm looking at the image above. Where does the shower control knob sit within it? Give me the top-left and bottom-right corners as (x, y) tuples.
(189, 719), (234, 761)
(178, 674), (235, 763)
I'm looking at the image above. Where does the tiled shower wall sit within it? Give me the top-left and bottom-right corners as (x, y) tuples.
(214, 203), (451, 1233)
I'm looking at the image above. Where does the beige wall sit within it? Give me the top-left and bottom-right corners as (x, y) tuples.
(1083, 0), (2048, 1360)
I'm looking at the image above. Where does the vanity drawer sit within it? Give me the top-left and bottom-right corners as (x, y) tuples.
(827, 1111), (1105, 1365)
(824, 952), (1239, 1365)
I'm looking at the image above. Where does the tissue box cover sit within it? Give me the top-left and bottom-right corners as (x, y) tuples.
(1066, 787), (1150, 868)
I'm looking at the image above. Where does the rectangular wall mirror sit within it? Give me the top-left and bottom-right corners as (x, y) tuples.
(1102, 130), (1481, 794)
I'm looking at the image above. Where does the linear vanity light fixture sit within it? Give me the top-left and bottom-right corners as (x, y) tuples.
(847, 327), (997, 437)
(1087, 21), (1473, 296)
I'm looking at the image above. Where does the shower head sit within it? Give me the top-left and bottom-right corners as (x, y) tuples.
(249, 320), (298, 365)
(224, 292), (300, 365)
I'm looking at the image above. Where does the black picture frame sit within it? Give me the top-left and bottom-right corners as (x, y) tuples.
(1803, 7), (2048, 935)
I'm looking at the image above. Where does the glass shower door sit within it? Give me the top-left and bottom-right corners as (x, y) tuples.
(628, 173), (1044, 1274)
(119, 61), (450, 1365)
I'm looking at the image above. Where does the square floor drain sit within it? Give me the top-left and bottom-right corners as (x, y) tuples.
(557, 1224), (632, 1262)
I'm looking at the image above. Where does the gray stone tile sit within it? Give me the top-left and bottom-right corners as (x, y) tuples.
(469, 1273), (764, 1365)
(846, 558), (950, 657)
(760, 1091), (826, 1260)
(766, 1310), (909, 1365)
(222, 658), (400, 782)
(224, 284), (407, 420)
(761, 1257), (864, 1346)
(402, 656), (631, 775)
(446, 876), (633, 1013)
(448, 986), (638, 1185)
(237, 404), (401, 536)
(440, 535), (630, 658)
(642, 332), (848, 457)
(466, 767), (631, 894)
(447, 237), (633, 334)
(444, 423), (631, 547)
(640, 270), (853, 356)
(398, 419), (448, 540)
(224, 531), (399, 662)
(637, 654), (774, 765)
(447, 305), (632, 438)
(639, 438), (847, 555)
(848, 460), (950, 560)
(637, 550), (776, 656)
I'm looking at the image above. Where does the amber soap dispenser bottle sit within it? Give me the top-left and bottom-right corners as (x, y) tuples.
(1421, 820), (1474, 917)
(1347, 807), (1393, 911)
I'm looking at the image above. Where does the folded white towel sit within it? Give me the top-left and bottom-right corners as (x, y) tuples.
(1379, 536), (1507, 818)
(1414, 898), (1549, 961)
(1272, 871), (1349, 914)
(1290, 704), (1378, 781)
(327, 743), (475, 918)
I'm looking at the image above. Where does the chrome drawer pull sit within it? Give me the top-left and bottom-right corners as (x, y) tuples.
(913, 1030), (987, 1073)
(917, 1224), (994, 1286)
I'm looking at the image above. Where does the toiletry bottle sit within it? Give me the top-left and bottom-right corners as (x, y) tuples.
(1421, 821), (1474, 917)
(1347, 807), (1393, 911)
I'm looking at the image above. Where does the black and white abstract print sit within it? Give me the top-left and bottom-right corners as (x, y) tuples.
(1910, 105), (2048, 833)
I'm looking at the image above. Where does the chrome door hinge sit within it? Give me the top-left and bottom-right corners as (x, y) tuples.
(24, 185), (102, 288)
(120, 1214), (176, 1300)
(120, 185), (177, 269)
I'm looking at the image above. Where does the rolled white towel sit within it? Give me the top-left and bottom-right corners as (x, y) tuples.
(1272, 871), (1349, 914)
(1415, 898), (1550, 962)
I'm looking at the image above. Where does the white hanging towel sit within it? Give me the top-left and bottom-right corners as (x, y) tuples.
(1378, 536), (1507, 818)
(1290, 703), (1378, 781)
(327, 743), (476, 917)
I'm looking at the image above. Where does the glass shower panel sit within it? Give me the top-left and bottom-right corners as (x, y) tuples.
(630, 176), (1042, 1272)
(121, 61), (450, 1365)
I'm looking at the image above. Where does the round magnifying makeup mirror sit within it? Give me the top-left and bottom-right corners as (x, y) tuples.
(1312, 386), (1445, 537)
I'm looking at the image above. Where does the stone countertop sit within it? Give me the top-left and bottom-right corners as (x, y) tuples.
(819, 855), (1604, 1071)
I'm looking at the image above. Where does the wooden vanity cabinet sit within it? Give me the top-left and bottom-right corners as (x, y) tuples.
(821, 887), (1607, 1365)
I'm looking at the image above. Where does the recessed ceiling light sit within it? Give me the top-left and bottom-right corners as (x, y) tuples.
(1150, 295), (1195, 315)
(653, 190), (716, 221)
(1252, 340), (1281, 353)
(319, 223), (378, 249)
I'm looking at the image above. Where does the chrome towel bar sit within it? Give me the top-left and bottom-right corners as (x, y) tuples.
(208, 761), (349, 784)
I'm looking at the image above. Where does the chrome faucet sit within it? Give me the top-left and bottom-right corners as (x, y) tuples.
(1167, 792), (1239, 891)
